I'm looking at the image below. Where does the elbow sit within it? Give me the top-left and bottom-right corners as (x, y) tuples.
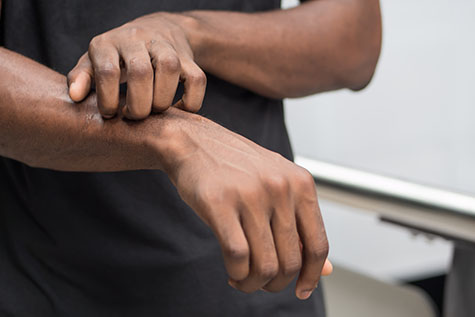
(346, 47), (380, 92)
(345, 0), (383, 92)
(248, 0), (383, 98)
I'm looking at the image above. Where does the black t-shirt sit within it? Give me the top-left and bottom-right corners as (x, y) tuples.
(0, 1), (325, 316)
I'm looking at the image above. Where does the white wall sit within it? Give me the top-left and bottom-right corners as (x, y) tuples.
(284, 0), (475, 281)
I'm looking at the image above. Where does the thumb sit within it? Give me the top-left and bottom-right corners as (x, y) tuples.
(67, 53), (93, 102)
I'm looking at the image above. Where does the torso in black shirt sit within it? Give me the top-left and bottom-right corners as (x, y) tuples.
(0, 1), (325, 316)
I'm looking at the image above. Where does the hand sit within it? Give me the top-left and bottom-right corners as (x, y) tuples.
(67, 13), (206, 120)
(161, 109), (331, 300)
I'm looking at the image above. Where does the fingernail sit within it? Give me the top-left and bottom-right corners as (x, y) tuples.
(70, 82), (76, 90)
(299, 290), (313, 300)
(228, 280), (237, 289)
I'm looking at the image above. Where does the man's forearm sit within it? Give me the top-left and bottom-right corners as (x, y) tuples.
(177, 0), (381, 98)
(0, 48), (334, 298)
(0, 47), (180, 172)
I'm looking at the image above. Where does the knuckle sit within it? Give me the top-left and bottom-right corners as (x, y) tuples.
(128, 58), (153, 79)
(88, 37), (99, 51)
(281, 258), (302, 277)
(95, 63), (120, 80)
(158, 54), (181, 73)
(294, 167), (315, 191)
(201, 186), (219, 203)
(197, 185), (223, 209)
(188, 69), (207, 87)
(126, 26), (144, 37)
(88, 35), (106, 52)
(256, 262), (279, 280)
(265, 174), (289, 194)
(280, 221), (296, 236)
(222, 242), (249, 261)
(307, 242), (329, 262)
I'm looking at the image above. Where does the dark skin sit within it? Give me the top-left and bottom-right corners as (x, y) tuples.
(68, 0), (382, 118)
(0, 0), (381, 300)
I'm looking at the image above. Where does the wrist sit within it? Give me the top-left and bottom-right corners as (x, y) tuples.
(143, 107), (201, 179)
(171, 11), (208, 65)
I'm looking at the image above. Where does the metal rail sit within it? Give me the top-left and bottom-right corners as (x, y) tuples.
(296, 156), (475, 244)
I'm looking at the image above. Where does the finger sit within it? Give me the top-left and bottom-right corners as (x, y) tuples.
(295, 177), (329, 300)
(67, 53), (93, 102)
(322, 259), (333, 276)
(149, 43), (181, 112)
(211, 213), (250, 282)
(231, 203), (278, 293)
(262, 208), (301, 293)
(299, 240), (333, 276)
(175, 59), (206, 113)
(120, 44), (154, 120)
(88, 40), (121, 118)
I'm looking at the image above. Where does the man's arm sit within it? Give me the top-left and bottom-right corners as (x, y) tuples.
(0, 47), (331, 299)
(183, 0), (382, 97)
(0, 47), (174, 171)
(68, 0), (381, 119)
